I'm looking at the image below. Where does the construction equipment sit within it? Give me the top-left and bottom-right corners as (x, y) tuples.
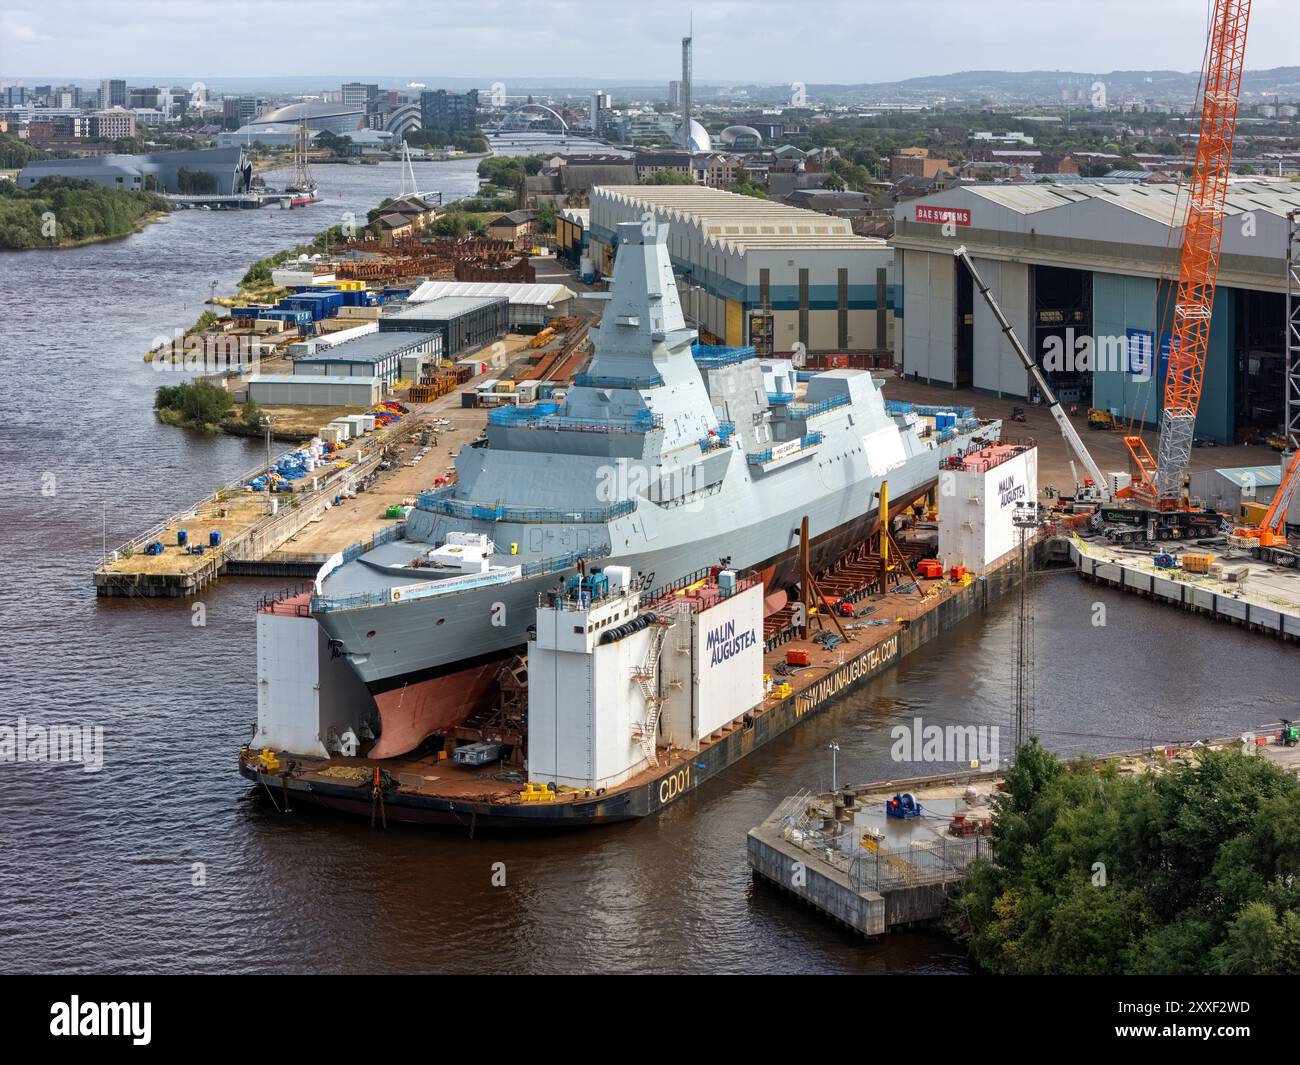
(885, 793), (922, 819)
(1123, 0), (1252, 505)
(1153, 553), (1178, 570)
(1088, 407), (1119, 431)
(1279, 720), (1300, 748)
(954, 246), (1112, 502)
(1227, 448), (1300, 564)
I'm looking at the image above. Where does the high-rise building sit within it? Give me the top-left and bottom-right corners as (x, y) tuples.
(129, 86), (161, 110)
(591, 90), (611, 134)
(341, 82), (379, 108)
(162, 88), (191, 119)
(100, 79), (126, 109)
(677, 28), (693, 150)
(220, 95), (263, 128)
(93, 108), (136, 140)
(668, 81), (681, 108)
(419, 89), (479, 132)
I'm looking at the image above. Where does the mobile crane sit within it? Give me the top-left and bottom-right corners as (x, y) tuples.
(953, 246), (1112, 505)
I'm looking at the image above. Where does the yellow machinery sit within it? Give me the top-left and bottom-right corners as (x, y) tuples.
(1229, 449), (1300, 551)
(1087, 407), (1118, 431)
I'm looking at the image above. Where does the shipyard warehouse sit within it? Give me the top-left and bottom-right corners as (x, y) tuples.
(589, 185), (896, 358)
(895, 180), (1300, 446)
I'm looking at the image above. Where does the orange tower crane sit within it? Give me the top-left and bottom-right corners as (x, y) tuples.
(1123, 0), (1252, 505)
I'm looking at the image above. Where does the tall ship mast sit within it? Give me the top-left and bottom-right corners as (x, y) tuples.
(284, 120), (319, 203)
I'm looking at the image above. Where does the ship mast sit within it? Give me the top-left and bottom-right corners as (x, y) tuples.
(290, 120), (314, 193)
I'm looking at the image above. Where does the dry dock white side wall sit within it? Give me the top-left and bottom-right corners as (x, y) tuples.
(256, 610), (376, 756)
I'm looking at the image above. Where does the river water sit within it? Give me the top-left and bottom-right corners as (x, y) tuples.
(1, 160), (1296, 975)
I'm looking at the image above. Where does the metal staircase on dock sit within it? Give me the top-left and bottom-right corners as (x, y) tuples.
(630, 617), (675, 766)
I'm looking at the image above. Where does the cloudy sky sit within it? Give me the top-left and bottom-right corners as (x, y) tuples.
(2, 0), (1296, 84)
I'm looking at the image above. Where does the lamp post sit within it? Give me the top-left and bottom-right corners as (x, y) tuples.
(828, 740), (840, 793)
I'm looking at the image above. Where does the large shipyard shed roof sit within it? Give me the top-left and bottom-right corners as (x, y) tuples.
(936, 179), (1300, 226)
(406, 280), (575, 307)
(893, 178), (1300, 291)
(593, 185), (887, 254)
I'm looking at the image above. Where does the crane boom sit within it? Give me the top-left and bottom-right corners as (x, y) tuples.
(954, 246), (1111, 501)
(1126, 0), (1252, 504)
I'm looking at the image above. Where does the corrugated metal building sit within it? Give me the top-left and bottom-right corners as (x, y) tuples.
(381, 296), (509, 358)
(1189, 464), (1283, 515)
(405, 281), (575, 329)
(589, 185), (895, 354)
(892, 179), (1300, 444)
(248, 375), (381, 407)
(291, 330), (438, 384)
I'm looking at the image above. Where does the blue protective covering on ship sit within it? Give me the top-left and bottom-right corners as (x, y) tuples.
(488, 402), (560, 424)
(692, 344), (756, 368)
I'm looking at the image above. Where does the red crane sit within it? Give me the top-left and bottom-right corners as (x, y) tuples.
(1123, 0), (1252, 505)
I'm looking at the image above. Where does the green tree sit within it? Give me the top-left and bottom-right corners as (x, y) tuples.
(955, 743), (1300, 975)
(154, 382), (233, 428)
(0, 176), (168, 249)
(648, 168), (694, 185)
(432, 213), (467, 237)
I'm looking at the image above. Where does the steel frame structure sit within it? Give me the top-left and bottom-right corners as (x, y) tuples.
(1287, 209), (1300, 452)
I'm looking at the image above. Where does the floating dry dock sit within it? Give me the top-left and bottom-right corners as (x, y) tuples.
(242, 435), (1044, 830)
(748, 738), (1300, 938)
(240, 543), (1037, 830)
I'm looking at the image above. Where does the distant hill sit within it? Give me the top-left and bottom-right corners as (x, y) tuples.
(806, 66), (1300, 102)
(26, 67), (1300, 105)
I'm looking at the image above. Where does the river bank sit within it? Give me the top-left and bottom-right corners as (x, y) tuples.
(0, 205), (170, 251)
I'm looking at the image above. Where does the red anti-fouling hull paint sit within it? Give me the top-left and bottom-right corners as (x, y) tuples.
(368, 658), (504, 758)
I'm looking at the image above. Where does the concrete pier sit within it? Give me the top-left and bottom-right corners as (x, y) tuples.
(748, 773), (995, 937)
(93, 386), (484, 597)
(1068, 535), (1300, 640)
(750, 741), (1300, 939)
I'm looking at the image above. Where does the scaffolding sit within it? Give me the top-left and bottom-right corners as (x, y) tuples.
(1287, 210), (1300, 451)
